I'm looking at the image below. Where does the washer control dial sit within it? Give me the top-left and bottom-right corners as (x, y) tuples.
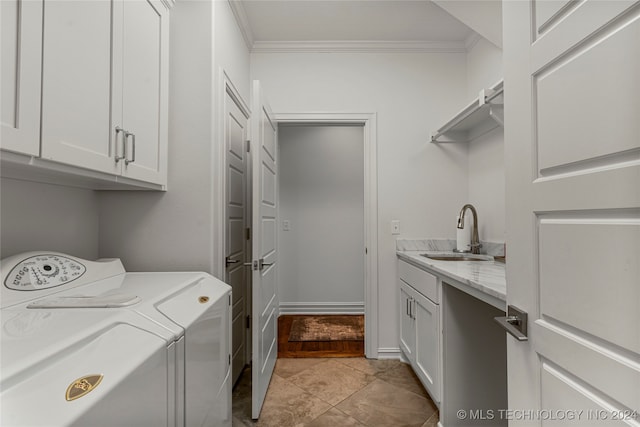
(4, 255), (86, 291)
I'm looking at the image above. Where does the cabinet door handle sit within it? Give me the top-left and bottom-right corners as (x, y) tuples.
(409, 297), (413, 319)
(406, 298), (409, 316)
(125, 132), (136, 165)
(115, 127), (125, 163)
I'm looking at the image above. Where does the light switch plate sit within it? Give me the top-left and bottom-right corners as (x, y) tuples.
(391, 220), (400, 235)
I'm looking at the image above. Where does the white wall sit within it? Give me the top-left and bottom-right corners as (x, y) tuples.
(98, 0), (250, 275)
(0, 178), (99, 259)
(466, 38), (505, 242)
(278, 125), (364, 308)
(251, 51), (469, 351)
(466, 38), (503, 100)
(215, 0), (251, 104)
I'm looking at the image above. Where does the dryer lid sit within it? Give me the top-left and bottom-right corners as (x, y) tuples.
(156, 276), (230, 328)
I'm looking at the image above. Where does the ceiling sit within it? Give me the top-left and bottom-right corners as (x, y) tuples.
(234, 1), (482, 52)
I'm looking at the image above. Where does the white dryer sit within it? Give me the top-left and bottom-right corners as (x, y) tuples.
(0, 252), (232, 427)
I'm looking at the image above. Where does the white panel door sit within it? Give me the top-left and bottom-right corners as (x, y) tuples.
(504, 0), (640, 422)
(120, 0), (168, 185)
(40, 0), (120, 175)
(1, 0), (42, 156)
(224, 88), (250, 386)
(251, 80), (278, 419)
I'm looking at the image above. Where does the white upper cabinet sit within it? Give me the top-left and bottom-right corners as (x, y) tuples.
(120, 0), (168, 184)
(41, 0), (119, 175)
(1, 0), (43, 156)
(38, 0), (169, 187)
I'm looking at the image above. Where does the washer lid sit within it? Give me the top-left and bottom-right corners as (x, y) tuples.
(26, 293), (141, 308)
(0, 252), (125, 309)
(0, 308), (173, 387)
(1, 319), (169, 427)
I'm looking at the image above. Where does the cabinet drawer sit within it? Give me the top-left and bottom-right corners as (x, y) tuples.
(398, 260), (438, 303)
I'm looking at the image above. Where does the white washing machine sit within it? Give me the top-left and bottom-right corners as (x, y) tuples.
(0, 252), (232, 427)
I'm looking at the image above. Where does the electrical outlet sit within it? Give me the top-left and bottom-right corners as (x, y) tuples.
(283, 220), (291, 231)
(391, 220), (400, 235)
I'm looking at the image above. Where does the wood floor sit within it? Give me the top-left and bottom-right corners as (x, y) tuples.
(278, 315), (365, 358)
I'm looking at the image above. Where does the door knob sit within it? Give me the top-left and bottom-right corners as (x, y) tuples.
(494, 305), (528, 341)
(259, 258), (273, 270)
(225, 256), (239, 268)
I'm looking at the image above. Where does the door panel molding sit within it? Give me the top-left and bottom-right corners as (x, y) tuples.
(536, 323), (640, 411)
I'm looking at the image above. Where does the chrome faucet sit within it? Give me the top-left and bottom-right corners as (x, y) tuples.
(457, 204), (482, 254)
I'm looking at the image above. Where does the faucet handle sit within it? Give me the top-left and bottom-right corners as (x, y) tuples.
(469, 242), (483, 254)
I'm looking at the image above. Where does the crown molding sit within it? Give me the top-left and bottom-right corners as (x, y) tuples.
(160, 0), (175, 10)
(228, 0), (254, 50)
(251, 40), (467, 54)
(464, 32), (483, 52)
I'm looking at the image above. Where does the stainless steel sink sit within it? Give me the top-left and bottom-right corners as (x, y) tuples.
(420, 254), (493, 262)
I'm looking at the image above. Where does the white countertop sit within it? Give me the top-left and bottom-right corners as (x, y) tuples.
(397, 250), (506, 306)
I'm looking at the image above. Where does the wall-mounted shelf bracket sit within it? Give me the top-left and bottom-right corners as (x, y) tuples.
(430, 79), (504, 143)
(489, 104), (504, 127)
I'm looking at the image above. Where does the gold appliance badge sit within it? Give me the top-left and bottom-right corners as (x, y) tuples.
(65, 374), (103, 401)
(199, 296), (209, 304)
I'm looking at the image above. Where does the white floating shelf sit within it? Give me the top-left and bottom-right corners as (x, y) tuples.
(431, 79), (504, 143)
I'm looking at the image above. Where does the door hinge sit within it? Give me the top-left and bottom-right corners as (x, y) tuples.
(228, 295), (231, 306)
(246, 140), (251, 152)
(228, 354), (231, 365)
(246, 315), (251, 329)
(246, 227), (251, 240)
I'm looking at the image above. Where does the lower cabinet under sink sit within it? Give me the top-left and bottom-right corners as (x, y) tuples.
(398, 258), (507, 426)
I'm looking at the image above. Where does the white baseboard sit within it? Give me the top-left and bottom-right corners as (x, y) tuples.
(376, 347), (402, 359)
(279, 302), (365, 315)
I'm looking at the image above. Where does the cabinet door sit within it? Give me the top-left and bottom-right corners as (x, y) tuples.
(399, 281), (415, 362)
(120, 0), (168, 185)
(1, 0), (42, 156)
(40, 0), (121, 175)
(414, 292), (440, 403)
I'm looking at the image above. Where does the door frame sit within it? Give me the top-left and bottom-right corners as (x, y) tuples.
(273, 112), (379, 359)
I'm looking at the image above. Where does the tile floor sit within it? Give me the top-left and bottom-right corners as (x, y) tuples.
(232, 358), (439, 427)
